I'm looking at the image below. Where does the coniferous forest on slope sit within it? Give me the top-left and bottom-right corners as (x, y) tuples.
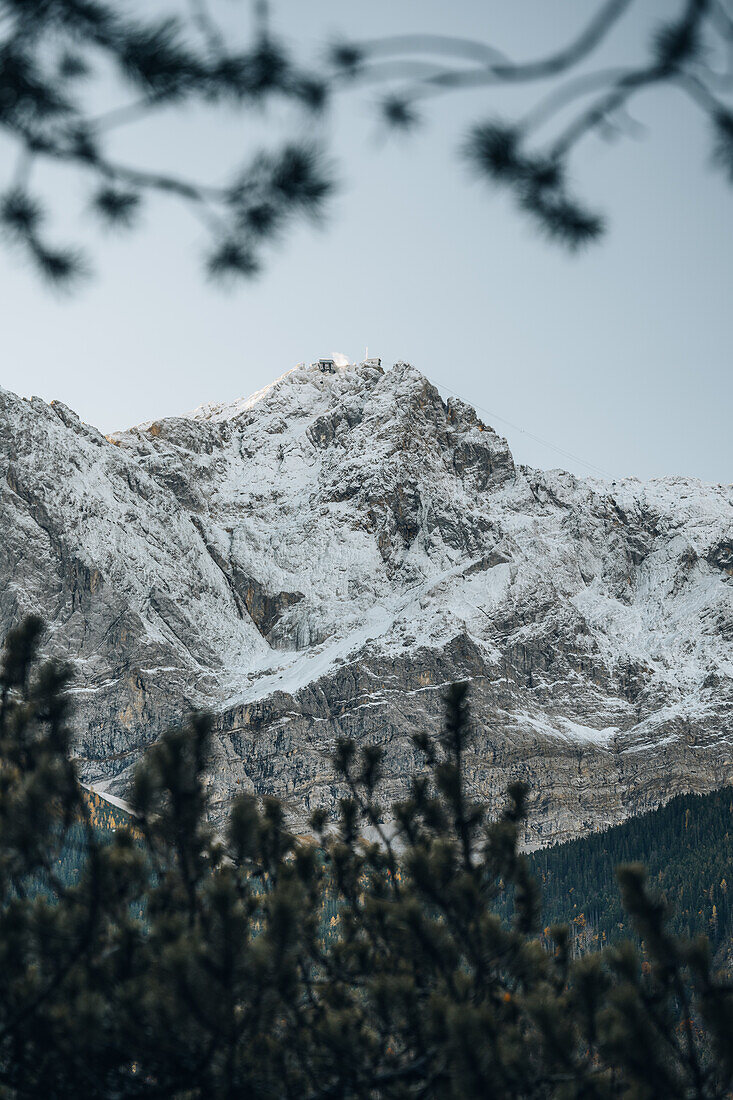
(492, 788), (733, 958)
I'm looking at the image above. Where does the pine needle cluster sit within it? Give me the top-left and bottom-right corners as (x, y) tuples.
(0, 0), (333, 285)
(2, 2), (733, 285)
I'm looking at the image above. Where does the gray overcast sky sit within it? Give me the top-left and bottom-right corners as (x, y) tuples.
(0, 1), (731, 483)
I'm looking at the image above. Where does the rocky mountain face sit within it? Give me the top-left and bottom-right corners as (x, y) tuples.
(1, 360), (731, 845)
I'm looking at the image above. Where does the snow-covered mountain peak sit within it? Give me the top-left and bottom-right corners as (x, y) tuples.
(185, 357), (384, 425)
(1, 362), (731, 844)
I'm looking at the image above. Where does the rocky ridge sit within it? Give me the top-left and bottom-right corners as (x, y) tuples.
(1, 359), (731, 845)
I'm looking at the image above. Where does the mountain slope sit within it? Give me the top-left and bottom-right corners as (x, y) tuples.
(2, 360), (731, 842)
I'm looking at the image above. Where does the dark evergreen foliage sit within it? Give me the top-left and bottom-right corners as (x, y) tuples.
(334, 0), (733, 250)
(2, 620), (733, 1097)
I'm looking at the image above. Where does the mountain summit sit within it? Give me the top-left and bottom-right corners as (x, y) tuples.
(1, 359), (731, 843)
